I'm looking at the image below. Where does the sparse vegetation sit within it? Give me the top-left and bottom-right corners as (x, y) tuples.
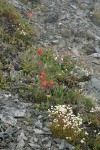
(0, 0), (35, 89)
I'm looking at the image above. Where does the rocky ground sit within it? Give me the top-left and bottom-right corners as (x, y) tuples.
(0, 0), (100, 149)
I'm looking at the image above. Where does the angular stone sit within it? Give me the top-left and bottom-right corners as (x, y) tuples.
(34, 120), (42, 128)
(44, 140), (51, 148)
(17, 131), (27, 142)
(93, 60), (100, 65)
(66, 142), (75, 150)
(90, 53), (100, 58)
(9, 142), (16, 150)
(51, 40), (59, 45)
(5, 127), (14, 139)
(82, 44), (96, 55)
(58, 139), (66, 150)
(72, 66), (91, 82)
(29, 143), (41, 148)
(0, 132), (3, 139)
(16, 139), (25, 150)
(44, 13), (59, 23)
(42, 127), (50, 132)
(0, 114), (17, 126)
(33, 129), (44, 134)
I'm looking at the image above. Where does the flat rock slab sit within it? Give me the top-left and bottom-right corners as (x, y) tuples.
(0, 91), (30, 126)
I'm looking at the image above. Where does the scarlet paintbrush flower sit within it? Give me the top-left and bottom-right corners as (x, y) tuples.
(41, 81), (48, 87)
(49, 81), (54, 86)
(40, 75), (45, 79)
(27, 12), (33, 17)
(41, 72), (46, 77)
(40, 72), (46, 79)
(37, 49), (43, 55)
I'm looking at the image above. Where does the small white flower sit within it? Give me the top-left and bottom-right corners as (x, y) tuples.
(55, 57), (58, 60)
(85, 132), (88, 135)
(80, 139), (84, 143)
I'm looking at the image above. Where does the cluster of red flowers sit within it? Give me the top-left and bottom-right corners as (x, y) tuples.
(41, 81), (54, 87)
(40, 72), (46, 79)
(37, 49), (54, 87)
(41, 81), (48, 87)
(39, 72), (54, 87)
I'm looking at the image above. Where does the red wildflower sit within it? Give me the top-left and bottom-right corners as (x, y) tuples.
(40, 72), (46, 79)
(27, 12), (33, 17)
(49, 81), (54, 86)
(41, 72), (46, 78)
(40, 75), (45, 79)
(41, 81), (48, 87)
(38, 49), (43, 55)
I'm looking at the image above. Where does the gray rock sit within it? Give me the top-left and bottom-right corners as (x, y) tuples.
(0, 114), (17, 126)
(9, 142), (16, 150)
(35, 120), (42, 128)
(82, 44), (96, 55)
(33, 128), (44, 134)
(17, 131), (27, 142)
(41, 0), (51, 6)
(44, 13), (59, 23)
(59, 14), (68, 21)
(94, 2), (100, 10)
(60, 26), (72, 38)
(44, 140), (51, 148)
(51, 40), (59, 45)
(91, 77), (100, 90)
(0, 132), (4, 139)
(66, 142), (75, 150)
(10, 69), (20, 80)
(90, 53), (100, 58)
(16, 139), (25, 150)
(96, 48), (100, 54)
(72, 66), (91, 82)
(58, 139), (66, 150)
(42, 137), (49, 142)
(27, 126), (33, 132)
(83, 77), (100, 105)
(43, 127), (50, 132)
(5, 127), (14, 140)
(58, 40), (66, 48)
(92, 59), (100, 65)
(29, 143), (41, 148)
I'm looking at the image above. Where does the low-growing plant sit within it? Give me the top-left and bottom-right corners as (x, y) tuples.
(48, 105), (100, 149)
(18, 48), (95, 112)
(48, 105), (85, 144)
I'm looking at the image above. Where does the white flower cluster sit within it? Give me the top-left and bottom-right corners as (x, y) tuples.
(17, 27), (27, 35)
(90, 106), (100, 112)
(20, 30), (27, 35)
(48, 105), (83, 135)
